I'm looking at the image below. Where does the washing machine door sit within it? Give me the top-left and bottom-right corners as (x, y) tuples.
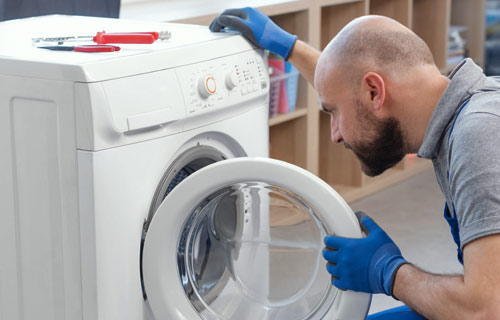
(142, 158), (371, 320)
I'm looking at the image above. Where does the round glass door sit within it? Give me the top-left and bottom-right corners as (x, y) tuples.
(142, 158), (371, 320)
(178, 182), (335, 319)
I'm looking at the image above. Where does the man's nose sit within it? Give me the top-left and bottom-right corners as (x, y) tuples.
(330, 115), (343, 144)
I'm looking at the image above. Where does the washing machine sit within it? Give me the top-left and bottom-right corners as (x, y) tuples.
(0, 15), (371, 320)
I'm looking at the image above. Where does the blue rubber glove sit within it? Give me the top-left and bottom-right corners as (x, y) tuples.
(209, 7), (297, 60)
(322, 211), (408, 297)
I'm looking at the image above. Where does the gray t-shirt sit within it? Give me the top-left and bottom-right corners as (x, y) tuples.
(418, 58), (500, 249)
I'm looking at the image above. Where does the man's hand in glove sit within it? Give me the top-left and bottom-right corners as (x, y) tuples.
(209, 7), (297, 60)
(323, 211), (408, 297)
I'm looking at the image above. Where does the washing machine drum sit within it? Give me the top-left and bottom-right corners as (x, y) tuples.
(142, 158), (371, 320)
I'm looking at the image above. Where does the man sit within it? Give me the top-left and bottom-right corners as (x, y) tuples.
(210, 7), (500, 320)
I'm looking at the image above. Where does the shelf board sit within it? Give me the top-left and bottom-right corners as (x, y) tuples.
(331, 184), (359, 198)
(319, 0), (365, 8)
(333, 158), (433, 203)
(269, 108), (308, 126)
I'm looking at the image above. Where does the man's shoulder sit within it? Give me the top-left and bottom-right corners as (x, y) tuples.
(450, 93), (500, 153)
(463, 77), (500, 117)
(455, 90), (500, 132)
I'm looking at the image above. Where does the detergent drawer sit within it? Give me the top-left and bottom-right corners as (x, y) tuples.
(75, 69), (187, 151)
(101, 69), (187, 133)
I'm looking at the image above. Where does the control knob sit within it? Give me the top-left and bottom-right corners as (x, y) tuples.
(225, 71), (239, 90)
(198, 75), (216, 97)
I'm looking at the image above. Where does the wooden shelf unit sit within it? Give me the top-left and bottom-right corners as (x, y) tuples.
(269, 108), (308, 126)
(159, 0), (485, 203)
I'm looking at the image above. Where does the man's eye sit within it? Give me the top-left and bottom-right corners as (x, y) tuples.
(321, 107), (333, 114)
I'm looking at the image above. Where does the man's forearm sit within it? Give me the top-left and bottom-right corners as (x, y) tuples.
(394, 264), (494, 319)
(287, 40), (321, 86)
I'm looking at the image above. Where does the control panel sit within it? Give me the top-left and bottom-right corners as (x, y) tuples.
(175, 50), (269, 117)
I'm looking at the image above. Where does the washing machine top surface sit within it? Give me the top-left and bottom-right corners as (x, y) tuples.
(0, 15), (253, 81)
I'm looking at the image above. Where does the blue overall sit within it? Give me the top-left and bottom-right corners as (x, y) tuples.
(367, 99), (470, 320)
(443, 99), (470, 265)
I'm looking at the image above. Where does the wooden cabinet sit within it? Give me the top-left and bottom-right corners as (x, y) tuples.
(121, 0), (485, 202)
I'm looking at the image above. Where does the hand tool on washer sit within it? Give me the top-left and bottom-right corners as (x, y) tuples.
(38, 44), (121, 52)
(32, 30), (171, 45)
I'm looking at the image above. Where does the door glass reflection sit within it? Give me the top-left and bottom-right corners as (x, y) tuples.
(177, 182), (336, 320)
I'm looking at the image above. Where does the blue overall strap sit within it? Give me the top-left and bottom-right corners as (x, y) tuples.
(443, 203), (464, 264)
(444, 98), (471, 265)
(367, 305), (426, 320)
(447, 99), (471, 145)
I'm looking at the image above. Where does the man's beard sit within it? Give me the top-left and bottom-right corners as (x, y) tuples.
(345, 99), (406, 177)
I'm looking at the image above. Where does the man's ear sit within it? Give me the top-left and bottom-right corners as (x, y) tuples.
(361, 72), (385, 112)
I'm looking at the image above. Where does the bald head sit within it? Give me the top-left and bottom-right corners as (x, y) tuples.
(314, 16), (449, 175)
(316, 15), (434, 89)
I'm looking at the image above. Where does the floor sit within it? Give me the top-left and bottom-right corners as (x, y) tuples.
(349, 168), (464, 315)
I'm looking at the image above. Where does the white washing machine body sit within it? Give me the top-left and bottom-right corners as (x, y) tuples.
(0, 15), (370, 320)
